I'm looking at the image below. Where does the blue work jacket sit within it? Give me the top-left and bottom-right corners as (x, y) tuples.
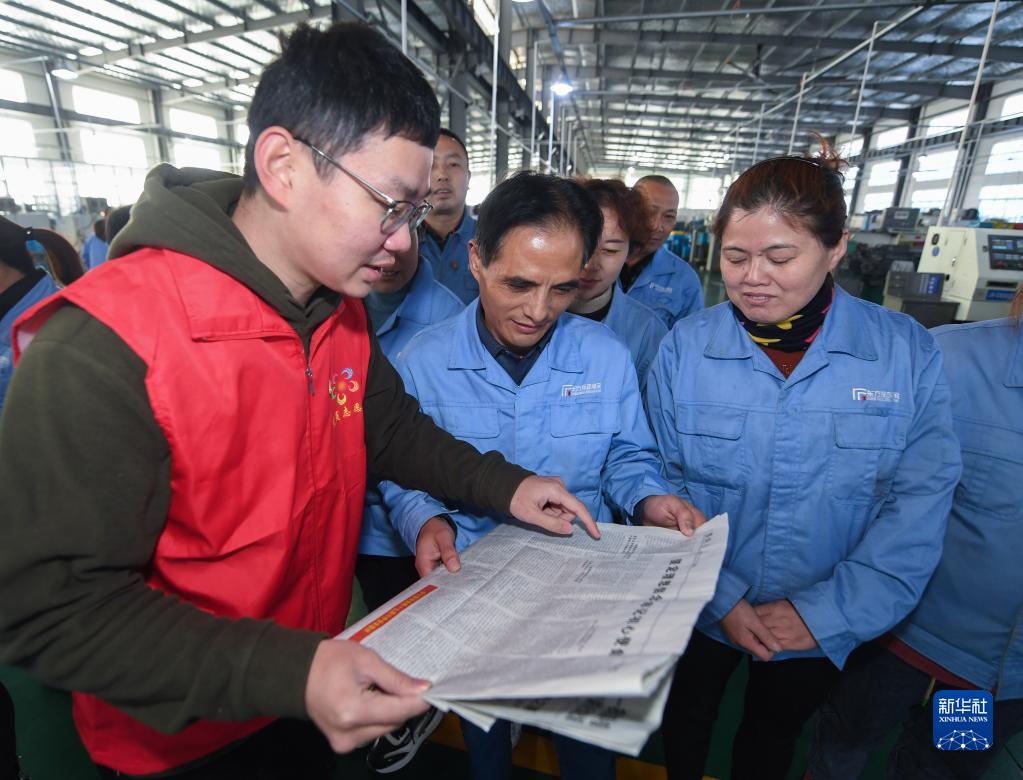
(895, 318), (1023, 700)
(646, 287), (961, 668)
(380, 300), (672, 553)
(357, 261), (465, 557)
(1, 270), (58, 412)
(421, 209), (478, 305)
(600, 284), (668, 393)
(625, 246), (703, 329)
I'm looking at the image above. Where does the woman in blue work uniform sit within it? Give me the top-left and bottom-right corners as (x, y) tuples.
(381, 172), (705, 780)
(645, 144), (962, 780)
(568, 178), (667, 392)
(807, 285), (1023, 780)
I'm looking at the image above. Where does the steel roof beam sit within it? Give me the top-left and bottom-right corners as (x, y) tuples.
(571, 91), (915, 119)
(557, 0), (992, 28)
(512, 28), (1023, 66)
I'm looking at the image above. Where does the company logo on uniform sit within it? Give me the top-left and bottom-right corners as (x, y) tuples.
(852, 388), (901, 403)
(648, 283), (673, 294)
(933, 691), (993, 751)
(561, 382), (602, 398)
(329, 367), (362, 426)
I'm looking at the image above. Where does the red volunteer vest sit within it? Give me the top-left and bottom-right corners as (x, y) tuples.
(14, 249), (370, 774)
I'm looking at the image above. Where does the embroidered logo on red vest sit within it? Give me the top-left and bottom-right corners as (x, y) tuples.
(329, 367), (363, 425)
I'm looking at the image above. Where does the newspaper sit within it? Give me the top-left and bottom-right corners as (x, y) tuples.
(340, 515), (728, 756)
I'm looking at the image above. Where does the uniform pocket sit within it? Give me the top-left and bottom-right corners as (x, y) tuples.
(548, 401), (620, 479)
(827, 412), (906, 504)
(672, 404), (747, 488)
(955, 422), (1023, 519)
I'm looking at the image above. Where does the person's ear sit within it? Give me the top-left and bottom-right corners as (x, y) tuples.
(252, 127), (299, 209)
(827, 229), (850, 272)
(468, 240), (484, 284)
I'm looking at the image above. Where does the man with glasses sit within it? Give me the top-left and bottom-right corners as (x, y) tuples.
(0, 22), (598, 780)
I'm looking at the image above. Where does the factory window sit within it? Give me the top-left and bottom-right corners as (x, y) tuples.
(925, 108), (968, 137)
(867, 160), (900, 187)
(978, 184), (1023, 222)
(0, 69), (27, 103)
(985, 138), (1023, 175)
(80, 129), (148, 168)
(910, 187), (948, 211)
(1001, 93), (1023, 119)
(874, 126), (909, 150)
(863, 191), (894, 212)
(838, 137), (863, 158)
(0, 116), (37, 157)
(913, 150), (958, 182)
(234, 123), (249, 146)
(169, 108), (219, 140)
(173, 140), (222, 170)
(686, 176), (722, 210)
(72, 85), (141, 124)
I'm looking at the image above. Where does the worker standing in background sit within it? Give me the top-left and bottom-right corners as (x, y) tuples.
(620, 175), (704, 328)
(568, 178), (667, 392)
(421, 128), (477, 305)
(807, 285), (1023, 780)
(81, 217), (109, 270)
(356, 224), (462, 774)
(646, 146), (961, 780)
(0, 23), (597, 780)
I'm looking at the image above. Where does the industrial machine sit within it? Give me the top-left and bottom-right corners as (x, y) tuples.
(917, 226), (1023, 321)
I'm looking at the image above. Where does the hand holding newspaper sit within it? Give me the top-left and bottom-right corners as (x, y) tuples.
(340, 514), (728, 755)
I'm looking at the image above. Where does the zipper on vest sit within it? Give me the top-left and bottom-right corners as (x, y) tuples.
(306, 365), (314, 395)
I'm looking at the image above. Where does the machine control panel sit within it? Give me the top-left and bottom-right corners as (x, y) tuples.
(987, 235), (1023, 271)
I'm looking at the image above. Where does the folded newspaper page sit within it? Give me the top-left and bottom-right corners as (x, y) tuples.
(340, 515), (728, 755)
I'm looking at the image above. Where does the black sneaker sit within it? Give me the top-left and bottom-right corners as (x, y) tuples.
(366, 706), (444, 774)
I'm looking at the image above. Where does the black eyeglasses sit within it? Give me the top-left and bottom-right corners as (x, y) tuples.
(294, 137), (433, 234)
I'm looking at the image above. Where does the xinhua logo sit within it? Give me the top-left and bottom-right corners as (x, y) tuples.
(933, 690), (993, 751)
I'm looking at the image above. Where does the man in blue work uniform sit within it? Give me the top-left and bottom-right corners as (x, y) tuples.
(421, 128), (477, 304)
(620, 175), (703, 328)
(357, 226), (463, 773)
(380, 172), (705, 780)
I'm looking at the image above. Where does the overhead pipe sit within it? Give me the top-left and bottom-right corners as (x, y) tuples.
(847, 21), (881, 153)
(940, 0), (1000, 225)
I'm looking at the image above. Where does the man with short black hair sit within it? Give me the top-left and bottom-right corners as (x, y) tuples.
(620, 174), (704, 327)
(421, 128), (477, 304)
(380, 171), (705, 780)
(0, 23), (597, 779)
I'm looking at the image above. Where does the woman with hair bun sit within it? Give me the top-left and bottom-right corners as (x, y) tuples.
(645, 140), (962, 779)
(0, 216), (83, 410)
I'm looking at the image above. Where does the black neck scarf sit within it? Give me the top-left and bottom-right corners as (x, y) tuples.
(732, 274), (835, 353)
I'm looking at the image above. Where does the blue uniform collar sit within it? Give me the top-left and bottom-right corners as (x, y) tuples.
(1006, 325), (1023, 388)
(705, 285), (878, 363)
(376, 261), (439, 336)
(449, 299), (583, 386)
